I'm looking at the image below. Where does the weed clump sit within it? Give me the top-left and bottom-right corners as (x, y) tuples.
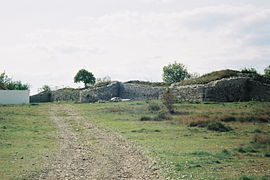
(139, 116), (152, 121)
(161, 89), (175, 114)
(221, 116), (236, 122)
(189, 121), (232, 132)
(146, 101), (161, 112)
(153, 111), (171, 121)
(253, 134), (270, 145)
(237, 147), (260, 153)
(207, 122), (232, 132)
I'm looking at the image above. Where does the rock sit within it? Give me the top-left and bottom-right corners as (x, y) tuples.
(110, 97), (122, 102)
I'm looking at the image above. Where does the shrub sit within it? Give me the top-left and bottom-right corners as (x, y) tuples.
(264, 65), (270, 77)
(153, 111), (171, 121)
(189, 121), (210, 128)
(253, 134), (270, 145)
(147, 102), (161, 112)
(238, 147), (260, 153)
(207, 122), (232, 132)
(221, 116), (236, 122)
(94, 76), (111, 87)
(161, 89), (175, 113)
(241, 67), (258, 74)
(140, 116), (152, 121)
(239, 175), (256, 180)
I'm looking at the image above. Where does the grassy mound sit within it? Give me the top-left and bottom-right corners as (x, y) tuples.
(179, 69), (239, 86)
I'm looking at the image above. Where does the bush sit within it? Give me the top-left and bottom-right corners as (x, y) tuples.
(161, 90), (175, 113)
(0, 72), (29, 90)
(189, 121), (210, 128)
(238, 147), (260, 153)
(239, 175), (256, 180)
(207, 122), (232, 132)
(253, 134), (270, 145)
(153, 111), (171, 121)
(139, 116), (152, 121)
(264, 65), (270, 77)
(241, 67), (258, 74)
(147, 102), (161, 112)
(221, 116), (236, 122)
(94, 76), (111, 87)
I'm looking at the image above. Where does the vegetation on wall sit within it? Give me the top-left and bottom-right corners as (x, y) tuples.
(264, 65), (270, 77)
(74, 69), (96, 88)
(179, 69), (239, 86)
(241, 67), (258, 74)
(162, 62), (191, 83)
(94, 76), (111, 87)
(0, 72), (29, 90)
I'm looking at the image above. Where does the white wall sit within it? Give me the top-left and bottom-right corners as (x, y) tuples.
(0, 90), (30, 104)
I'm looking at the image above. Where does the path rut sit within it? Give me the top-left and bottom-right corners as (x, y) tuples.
(36, 104), (162, 180)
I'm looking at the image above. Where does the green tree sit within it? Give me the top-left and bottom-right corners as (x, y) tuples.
(74, 69), (96, 88)
(38, 85), (51, 93)
(162, 62), (190, 83)
(264, 65), (270, 77)
(0, 72), (29, 90)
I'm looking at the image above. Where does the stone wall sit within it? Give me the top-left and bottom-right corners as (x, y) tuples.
(203, 77), (250, 102)
(51, 89), (80, 102)
(30, 92), (51, 103)
(30, 77), (270, 103)
(119, 83), (165, 100)
(248, 80), (270, 101)
(170, 77), (270, 102)
(80, 82), (120, 103)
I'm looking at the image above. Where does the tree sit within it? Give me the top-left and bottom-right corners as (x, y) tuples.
(74, 69), (96, 88)
(162, 62), (190, 83)
(38, 85), (51, 93)
(264, 65), (270, 77)
(0, 72), (29, 90)
(161, 89), (175, 114)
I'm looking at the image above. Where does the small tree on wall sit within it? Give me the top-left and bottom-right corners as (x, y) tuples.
(74, 69), (96, 88)
(162, 62), (190, 83)
(264, 65), (270, 77)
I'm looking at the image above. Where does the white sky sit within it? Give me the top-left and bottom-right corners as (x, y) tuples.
(0, 0), (270, 94)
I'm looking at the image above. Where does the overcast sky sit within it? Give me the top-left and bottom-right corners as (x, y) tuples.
(1, 0), (270, 94)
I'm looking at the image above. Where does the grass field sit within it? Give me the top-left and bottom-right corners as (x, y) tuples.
(74, 101), (270, 180)
(0, 104), (58, 180)
(0, 101), (270, 180)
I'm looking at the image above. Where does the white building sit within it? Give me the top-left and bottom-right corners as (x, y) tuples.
(0, 90), (30, 104)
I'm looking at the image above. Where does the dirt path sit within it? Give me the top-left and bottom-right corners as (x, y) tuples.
(36, 104), (163, 180)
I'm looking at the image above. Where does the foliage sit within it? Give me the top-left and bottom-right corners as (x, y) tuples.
(264, 65), (270, 77)
(190, 121), (232, 132)
(161, 89), (175, 113)
(94, 76), (111, 87)
(38, 85), (51, 93)
(147, 101), (161, 112)
(241, 67), (258, 74)
(74, 69), (96, 88)
(139, 116), (152, 121)
(179, 69), (239, 86)
(0, 72), (29, 90)
(162, 62), (190, 83)
(153, 111), (171, 121)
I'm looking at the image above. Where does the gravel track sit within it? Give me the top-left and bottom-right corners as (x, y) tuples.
(36, 104), (163, 180)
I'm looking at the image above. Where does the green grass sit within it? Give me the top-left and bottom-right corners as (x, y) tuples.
(179, 69), (239, 85)
(73, 101), (270, 179)
(1, 101), (269, 179)
(0, 104), (58, 180)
